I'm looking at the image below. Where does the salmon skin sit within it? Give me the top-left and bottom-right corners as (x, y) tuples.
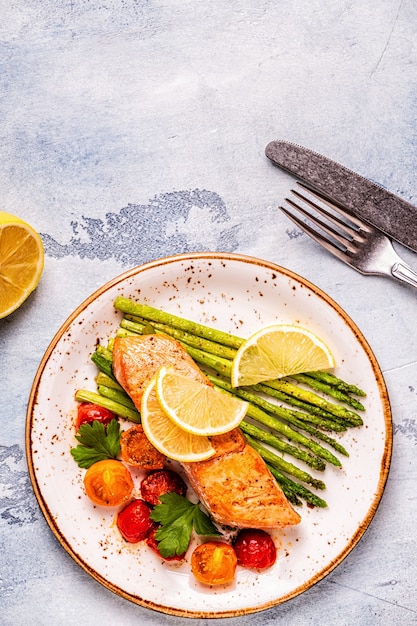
(112, 334), (301, 529)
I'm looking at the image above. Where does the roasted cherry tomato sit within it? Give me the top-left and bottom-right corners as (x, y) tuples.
(140, 469), (187, 506)
(191, 541), (237, 585)
(83, 459), (133, 506)
(117, 499), (155, 543)
(233, 529), (277, 569)
(146, 527), (186, 561)
(120, 424), (165, 469)
(76, 402), (116, 431)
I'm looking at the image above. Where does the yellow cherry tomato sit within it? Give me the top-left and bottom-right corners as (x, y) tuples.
(191, 541), (237, 585)
(83, 459), (133, 506)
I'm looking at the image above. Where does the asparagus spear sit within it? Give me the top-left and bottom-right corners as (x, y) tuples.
(270, 478), (302, 507)
(240, 420), (326, 471)
(96, 371), (124, 391)
(267, 464), (328, 508)
(262, 379), (363, 427)
(291, 373), (366, 411)
(75, 389), (141, 422)
(94, 344), (114, 363)
(289, 416), (349, 457)
(123, 315), (237, 360)
(114, 297), (244, 348)
(244, 435), (326, 490)
(252, 382), (347, 431)
(91, 351), (115, 379)
(97, 384), (137, 411)
(305, 370), (366, 397)
(185, 343), (233, 378)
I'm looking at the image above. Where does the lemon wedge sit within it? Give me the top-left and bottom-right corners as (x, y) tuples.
(231, 324), (335, 387)
(155, 365), (248, 436)
(141, 375), (216, 462)
(0, 211), (44, 319)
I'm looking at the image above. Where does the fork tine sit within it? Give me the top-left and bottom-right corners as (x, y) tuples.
(296, 182), (372, 232)
(280, 206), (353, 265)
(290, 188), (365, 245)
(284, 196), (359, 253)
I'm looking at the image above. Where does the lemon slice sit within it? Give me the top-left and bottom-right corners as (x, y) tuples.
(156, 365), (248, 436)
(231, 324), (335, 387)
(141, 376), (216, 462)
(0, 212), (44, 319)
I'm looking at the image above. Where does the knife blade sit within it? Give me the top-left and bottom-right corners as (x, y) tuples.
(265, 140), (417, 253)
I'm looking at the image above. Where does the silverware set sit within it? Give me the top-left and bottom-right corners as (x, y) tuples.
(265, 140), (417, 289)
(280, 183), (417, 289)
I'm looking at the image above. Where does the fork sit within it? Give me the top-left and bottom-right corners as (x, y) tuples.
(280, 182), (417, 289)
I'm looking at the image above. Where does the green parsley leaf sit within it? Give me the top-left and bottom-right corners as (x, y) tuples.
(193, 505), (222, 536)
(150, 492), (220, 558)
(70, 419), (121, 468)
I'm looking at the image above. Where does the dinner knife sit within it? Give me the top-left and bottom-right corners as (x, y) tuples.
(265, 140), (417, 253)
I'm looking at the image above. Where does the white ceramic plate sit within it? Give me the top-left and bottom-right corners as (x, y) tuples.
(26, 253), (392, 618)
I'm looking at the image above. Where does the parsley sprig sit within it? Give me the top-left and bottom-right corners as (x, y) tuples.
(70, 419), (121, 468)
(150, 492), (220, 557)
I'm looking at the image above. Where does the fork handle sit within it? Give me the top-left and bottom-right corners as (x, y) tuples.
(391, 261), (417, 288)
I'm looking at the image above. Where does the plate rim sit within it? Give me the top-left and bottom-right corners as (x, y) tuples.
(25, 251), (393, 618)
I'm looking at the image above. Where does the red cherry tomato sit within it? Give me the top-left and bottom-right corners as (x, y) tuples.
(76, 403), (116, 430)
(233, 529), (277, 569)
(191, 541), (237, 585)
(117, 499), (155, 543)
(146, 527), (186, 561)
(140, 469), (187, 506)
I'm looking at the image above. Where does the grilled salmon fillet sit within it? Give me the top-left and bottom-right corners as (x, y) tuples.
(112, 334), (301, 529)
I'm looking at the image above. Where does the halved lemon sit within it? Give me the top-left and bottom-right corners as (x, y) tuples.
(0, 211), (44, 319)
(141, 376), (216, 462)
(231, 324), (335, 387)
(156, 365), (248, 436)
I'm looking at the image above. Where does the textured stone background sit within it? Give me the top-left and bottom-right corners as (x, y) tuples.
(1, 1), (416, 625)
